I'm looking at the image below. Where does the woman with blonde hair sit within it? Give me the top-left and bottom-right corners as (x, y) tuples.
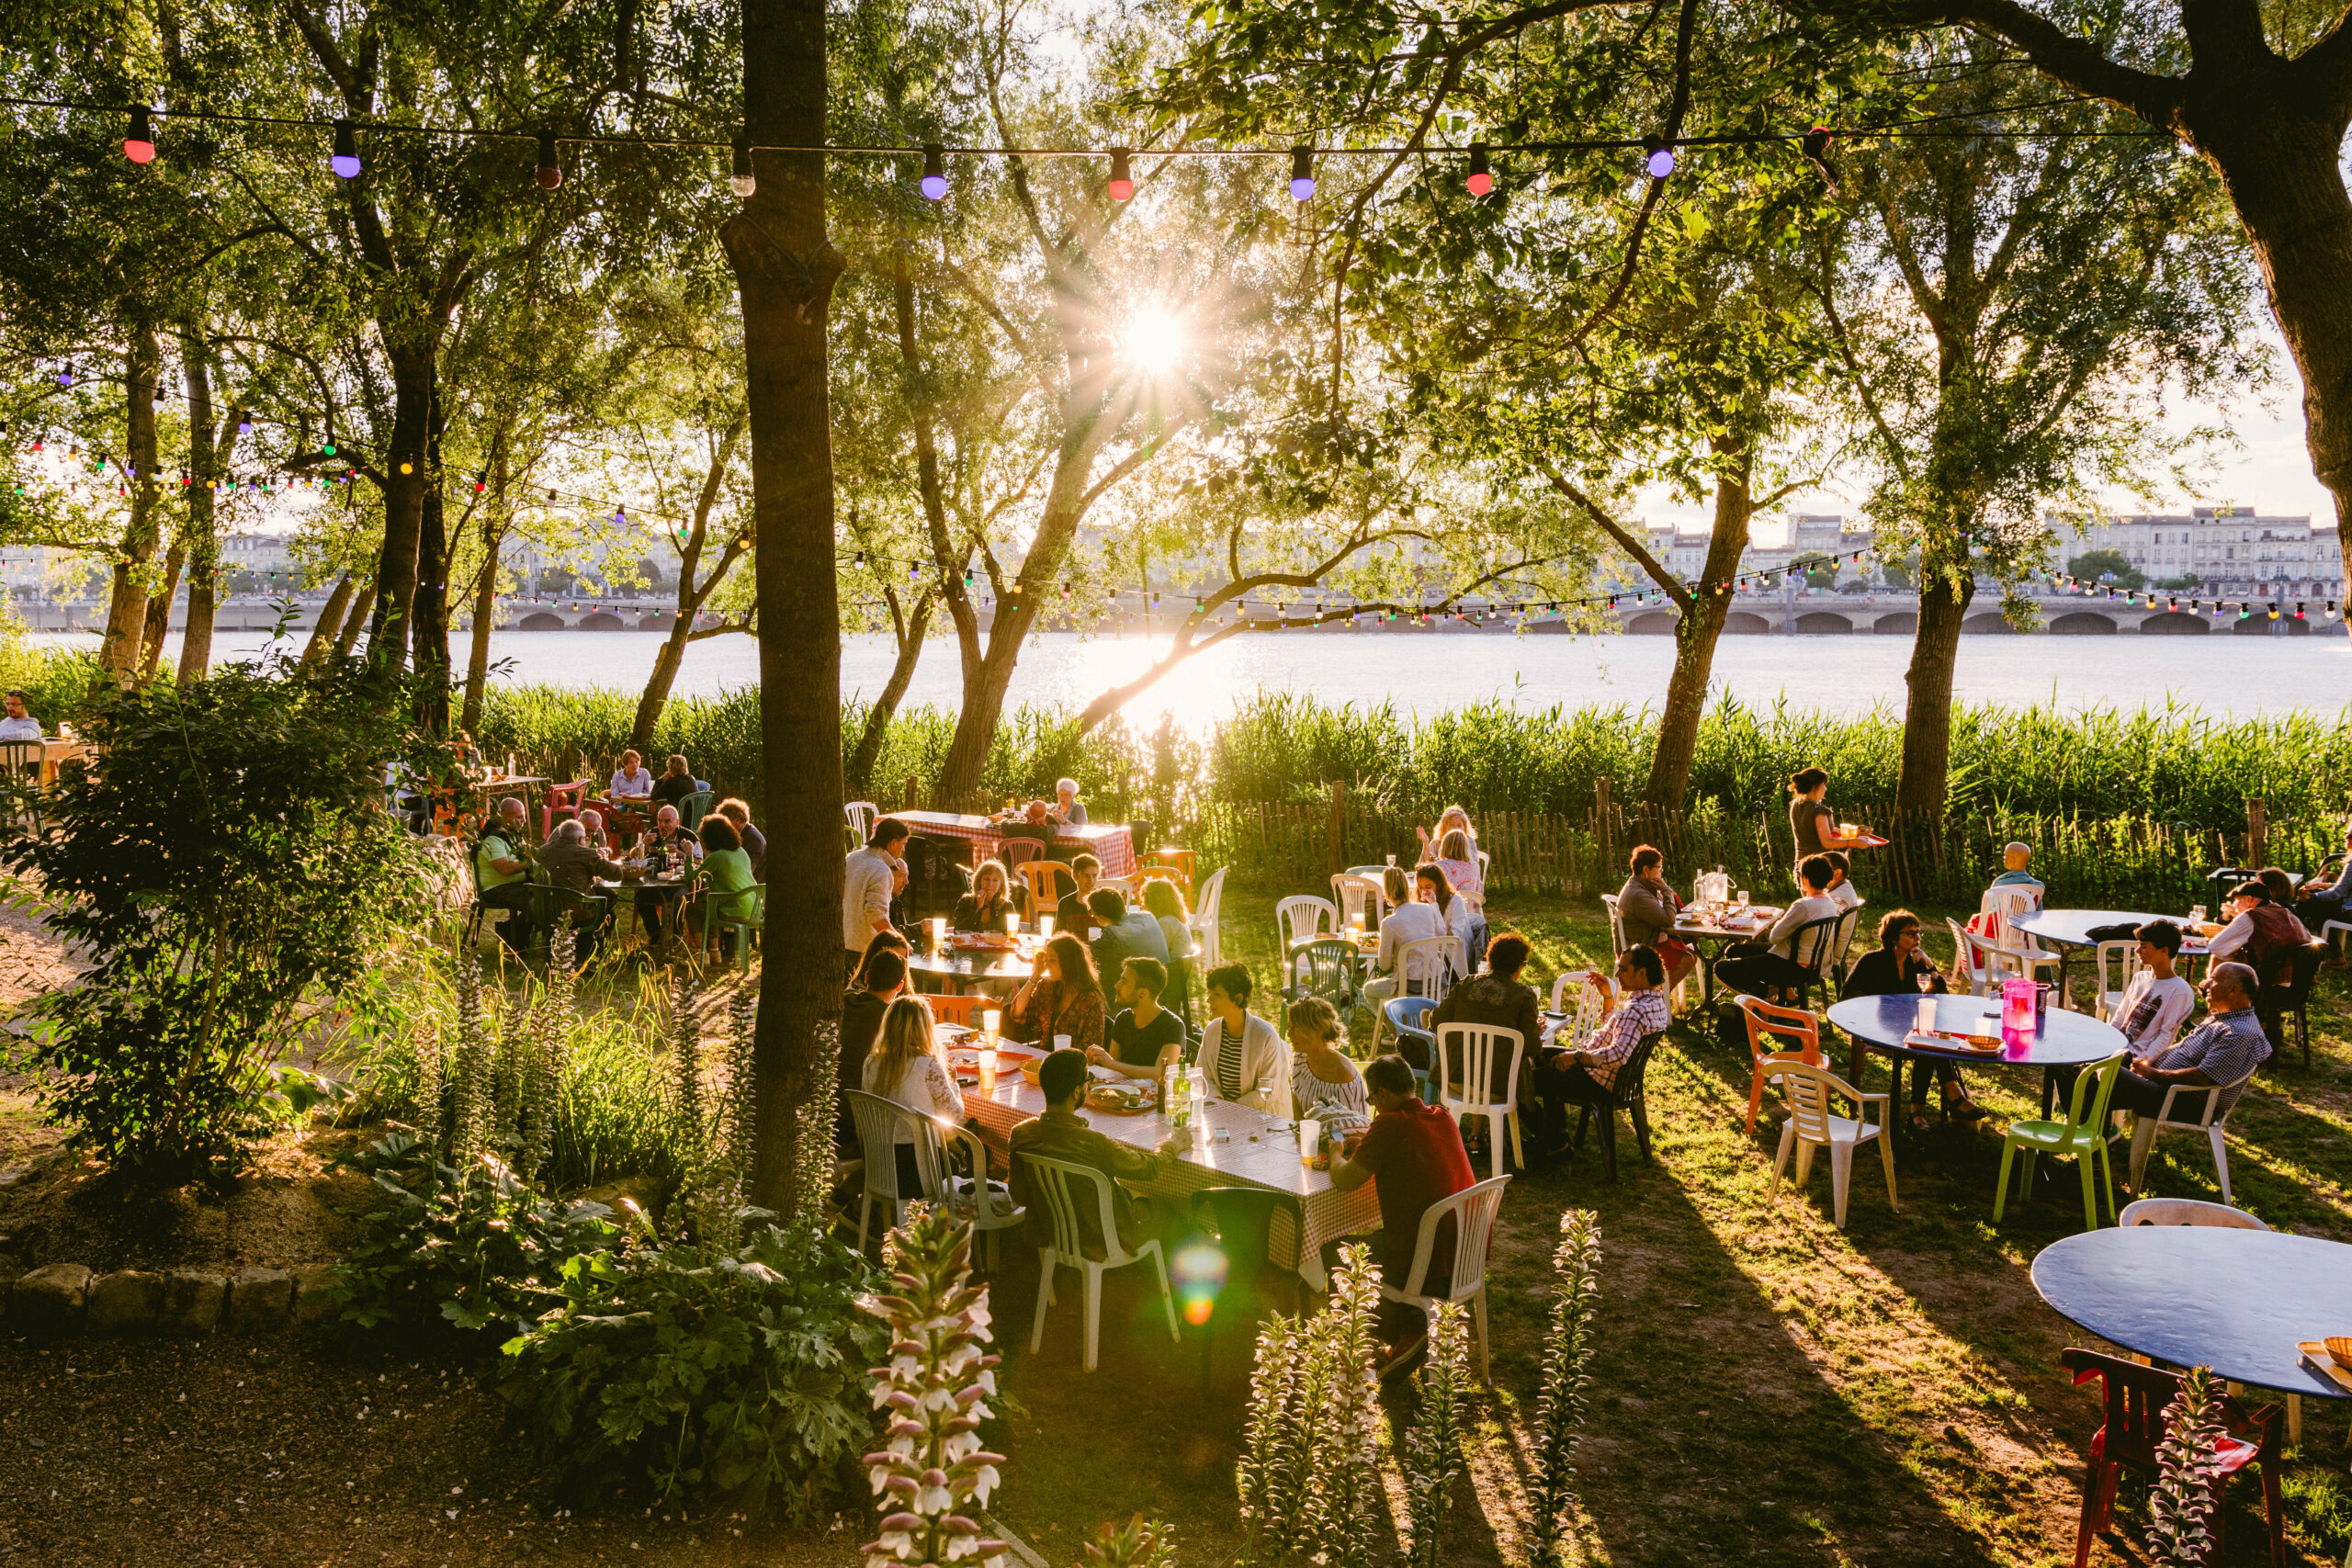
(862, 993), (964, 1191)
(952, 859), (1022, 931)
(1287, 996), (1368, 1142)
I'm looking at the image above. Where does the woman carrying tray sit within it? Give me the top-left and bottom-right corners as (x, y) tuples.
(1841, 909), (1983, 1132)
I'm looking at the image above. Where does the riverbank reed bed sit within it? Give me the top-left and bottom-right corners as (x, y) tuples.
(463, 682), (2352, 834)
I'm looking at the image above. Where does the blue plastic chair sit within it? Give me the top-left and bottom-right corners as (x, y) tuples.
(1384, 995), (1439, 1097)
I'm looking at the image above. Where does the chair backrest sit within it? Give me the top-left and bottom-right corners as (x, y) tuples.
(2055, 1348), (2269, 1474)
(1736, 994), (1821, 1065)
(1329, 874), (1389, 931)
(1764, 1055), (1860, 1145)
(1600, 893), (1628, 955)
(1612, 1030), (1668, 1104)
(1945, 917), (1984, 992)
(1827, 905), (1864, 971)
(997, 837), (1043, 869)
(1395, 934), (1464, 998)
(2092, 940), (2143, 1002)
(1190, 866), (1228, 967)
(844, 801), (878, 840)
(2165, 1065), (2259, 1129)
(1344, 863), (1390, 878)
(2282, 940), (2330, 1000)
(1384, 995), (1439, 1041)
(679, 789), (717, 828)
(1290, 937), (1359, 1003)
(2062, 1051), (2130, 1134)
(925, 993), (994, 1030)
(1962, 925), (2033, 988)
(2118, 1196), (2270, 1230)
(1276, 895), (1340, 951)
(1983, 884), (2041, 922)
(1790, 913), (1845, 976)
(1398, 1174), (1511, 1301)
(1023, 1153), (1133, 1265)
(1548, 971), (1618, 1050)
(1020, 859), (1074, 911)
(1436, 1024), (1524, 1114)
(845, 1089), (950, 1203)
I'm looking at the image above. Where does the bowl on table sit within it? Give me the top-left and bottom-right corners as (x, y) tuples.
(1086, 1081), (1157, 1114)
(2327, 1337), (2352, 1369)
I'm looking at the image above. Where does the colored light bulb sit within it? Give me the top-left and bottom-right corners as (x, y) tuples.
(920, 144), (947, 200)
(1644, 135), (1675, 178)
(331, 119), (360, 179)
(1107, 148), (1134, 202)
(1289, 145), (1315, 201)
(125, 107), (155, 164)
(535, 130), (561, 189)
(1465, 143), (1491, 197)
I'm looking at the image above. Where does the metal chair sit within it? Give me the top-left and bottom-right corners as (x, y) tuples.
(1023, 1154), (1181, 1371)
(1994, 1051), (2127, 1231)
(1735, 995), (1822, 1134)
(1378, 1175), (1511, 1382)
(2125, 1066), (2258, 1201)
(1763, 1056), (1895, 1230)
(1275, 894), (1340, 953)
(844, 801), (878, 840)
(1566, 1030), (1666, 1180)
(1435, 1023), (1527, 1179)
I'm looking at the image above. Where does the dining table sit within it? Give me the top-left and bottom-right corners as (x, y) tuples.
(2009, 908), (2217, 1003)
(953, 1040), (1382, 1292)
(591, 864), (697, 952)
(893, 808), (1139, 879)
(1826, 991), (2127, 1124)
(906, 932), (1039, 994)
(1671, 903), (1784, 1001)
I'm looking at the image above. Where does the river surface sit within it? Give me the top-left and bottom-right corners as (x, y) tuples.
(33, 626), (2352, 723)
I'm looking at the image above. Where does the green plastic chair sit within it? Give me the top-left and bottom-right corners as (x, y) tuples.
(710, 883), (765, 970)
(1994, 1051), (2127, 1231)
(679, 789), (717, 827)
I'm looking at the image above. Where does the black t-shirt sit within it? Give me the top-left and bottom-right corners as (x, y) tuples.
(1057, 890), (1092, 935)
(836, 988), (890, 1147)
(1108, 1006), (1186, 1069)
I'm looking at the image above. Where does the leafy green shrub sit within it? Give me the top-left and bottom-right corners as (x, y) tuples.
(4, 655), (434, 1180)
(502, 1219), (884, 1517)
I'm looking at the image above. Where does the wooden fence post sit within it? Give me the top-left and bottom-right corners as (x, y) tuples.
(1594, 776), (1614, 874)
(2245, 796), (2267, 868)
(903, 774), (922, 813)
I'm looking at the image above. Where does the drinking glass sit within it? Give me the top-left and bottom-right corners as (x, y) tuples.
(1038, 914), (1055, 939)
(982, 1009), (1001, 1042)
(1915, 996), (1937, 1032)
(1298, 1118), (1322, 1164)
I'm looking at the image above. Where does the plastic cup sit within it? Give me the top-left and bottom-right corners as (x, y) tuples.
(1299, 1119), (1322, 1163)
(1038, 915), (1055, 939)
(1054, 1033), (1072, 1053)
(1915, 997), (1937, 1033)
(982, 1009), (1001, 1041)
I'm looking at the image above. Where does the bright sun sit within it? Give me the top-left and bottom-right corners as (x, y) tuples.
(1121, 305), (1185, 374)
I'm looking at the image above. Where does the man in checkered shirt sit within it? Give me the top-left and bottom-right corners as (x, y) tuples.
(1534, 944), (1672, 1153)
(2106, 960), (2270, 1121)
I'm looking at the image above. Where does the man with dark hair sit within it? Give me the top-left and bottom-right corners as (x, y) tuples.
(1056, 854), (1101, 934)
(1533, 945), (1669, 1155)
(2109, 920), (2197, 1055)
(843, 817), (910, 967)
(1086, 886), (1169, 980)
(1091, 957), (1185, 1077)
(838, 946), (908, 1150)
(1428, 930), (1541, 1094)
(1008, 1049), (1178, 1256)
(1332, 1053), (1475, 1367)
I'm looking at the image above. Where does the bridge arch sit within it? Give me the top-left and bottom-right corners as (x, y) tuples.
(1871, 612), (1917, 635)
(1794, 611), (1851, 634)
(1627, 612), (1679, 635)
(1962, 613), (2013, 634)
(578, 611), (628, 630)
(517, 611), (567, 630)
(2049, 611), (2118, 635)
(2138, 612), (2211, 636)
(1723, 612), (1772, 634)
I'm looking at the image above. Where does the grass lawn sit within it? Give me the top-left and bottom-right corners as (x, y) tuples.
(987, 870), (2352, 1568)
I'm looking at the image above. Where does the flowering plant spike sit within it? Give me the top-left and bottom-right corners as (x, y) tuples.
(1530, 1209), (1603, 1564)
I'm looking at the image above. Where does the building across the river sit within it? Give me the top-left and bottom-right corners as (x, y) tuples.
(2056, 505), (2343, 604)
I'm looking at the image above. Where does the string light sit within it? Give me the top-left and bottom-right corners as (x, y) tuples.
(236, 412), (253, 435)
(535, 130), (561, 189)
(730, 134), (755, 197)
(920, 143), (947, 200)
(1465, 143), (1492, 196)
(124, 106), (154, 164)
(1643, 134), (1675, 178)
(330, 118), (360, 179)
(1107, 148), (1134, 201)
(1289, 145), (1316, 201)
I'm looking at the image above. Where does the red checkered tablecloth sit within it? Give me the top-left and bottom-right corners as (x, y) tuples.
(892, 810), (1136, 878)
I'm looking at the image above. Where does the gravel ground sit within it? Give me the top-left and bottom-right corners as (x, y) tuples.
(0, 1331), (864, 1566)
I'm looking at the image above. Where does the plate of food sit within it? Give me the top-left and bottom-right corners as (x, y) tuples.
(1905, 1029), (2004, 1053)
(1086, 1081), (1158, 1114)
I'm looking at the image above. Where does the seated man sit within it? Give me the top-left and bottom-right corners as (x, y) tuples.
(1049, 776), (1089, 826)
(2295, 825), (2352, 931)
(1090, 956), (1187, 1079)
(1056, 854), (1101, 935)
(0, 687), (41, 743)
(717, 796), (766, 880)
(1532, 945), (1671, 1155)
(2206, 879), (2309, 975)
(1009, 1048), (1178, 1258)
(1086, 887), (1168, 979)
(1329, 1054), (1476, 1367)
(839, 944), (909, 1152)
(1984, 841), (2045, 908)
(537, 818), (640, 959)
(474, 796), (535, 953)
(2109, 961), (2270, 1125)
(2109, 920), (2198, 1055)
(1715, 857), (1840, 999)
(1428, 931), (1541, 1089)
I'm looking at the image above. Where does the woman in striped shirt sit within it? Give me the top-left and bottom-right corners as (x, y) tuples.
(1287, 995), (1369, 1141)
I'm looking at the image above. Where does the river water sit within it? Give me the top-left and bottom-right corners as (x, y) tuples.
(35, 626), (2352, 724)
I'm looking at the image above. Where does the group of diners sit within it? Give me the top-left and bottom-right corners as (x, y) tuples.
(470, 772), (760, 962)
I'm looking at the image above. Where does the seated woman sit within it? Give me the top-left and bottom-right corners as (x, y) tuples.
(1415, 804), (1477, 864)
(687, 814), (760, 955)
(952, 858), (1023, 931)
(1287, 995), (1369, 1141)
(1139, 876), (1195, 1014)
(1195, 963), (1289, 1114)
(1005, 932), (1107, 1054)
(1429, 829), (1488, 967)
(1615, 844), (1697, 998)
(609, 749), (654, 801)
(861, 995), (964, 1193)
(650, 752), (698, 810)
(1839, 910), (1980, 1129)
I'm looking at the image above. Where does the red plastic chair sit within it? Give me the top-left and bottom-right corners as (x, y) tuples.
(2059, 1347), (2283, 1568)
(1736, 995), (1821, 1134)
(541, 780), (591, 839)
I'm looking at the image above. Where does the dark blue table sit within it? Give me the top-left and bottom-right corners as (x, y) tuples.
(2033, 1226), (2352, 1401)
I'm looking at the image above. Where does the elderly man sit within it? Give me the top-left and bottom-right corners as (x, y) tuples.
(1984, 842), (2045, 908)
(537, 819), (640, 960)
(474, 796), (535, 952)
(2107, 960), (2271, 1122)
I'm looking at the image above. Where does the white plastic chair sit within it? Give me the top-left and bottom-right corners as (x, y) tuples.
(1550, 970), (1619, 1049)
(844, 801), (878, 840)
(846, 1089), (950, 1251)
(1436, 1023), (1526, 1179)
(1764, 1056), (1896, 1230)
(1329, 873), (1390, 931)
(2125, 1066), (2259, 1202)
(2119, 1196), (2268, 1229)
(1022, 1154), (1180, 1371)
(1379, 1174), (1511, 1382)
(1980, 893), (2064, 982)
(1600, 893), (1627, 953)
(1189, 865), (1227, 967)
(1981, 882), (2045, 920)
(1962, 924), (2041, 996)
(1276, 894), (1340, 953)
(938, 1123), (1028, 1269)
(2091, 940), (2143, 1021)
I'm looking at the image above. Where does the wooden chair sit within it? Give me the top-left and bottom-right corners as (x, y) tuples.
(1276, 894), (1340, 953)
(1995, 1051), (2127, 1231)
(1763, 1055), (1895, 1230)
(1566, 1030), (1666, 1180)
(1023, 1154), (1181, 1371)
(1377, 1174), (1511, 1382)
(1019, 859), (1075, 915)
(1435, 1023), (1527, 1179)
(2125, 1066), (2258, 1202)
(1735, 995), (1822, 1134)
(2059, 1348), (2285, 1568)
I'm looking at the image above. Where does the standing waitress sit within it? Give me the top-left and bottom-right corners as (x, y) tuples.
(1787, 767), (1870, 878)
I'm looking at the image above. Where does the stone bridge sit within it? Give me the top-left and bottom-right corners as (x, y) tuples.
(1602, 593), (2329, 637)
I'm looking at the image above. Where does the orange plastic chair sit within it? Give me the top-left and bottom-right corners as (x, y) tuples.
(923, 993), (996, 1030)
(1139, 849), (1196, 897)
(1736, 995), (1821, 1134)
(1019, 859), (1074, 913)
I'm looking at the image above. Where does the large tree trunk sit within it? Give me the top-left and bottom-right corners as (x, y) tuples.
(1643, 442), (1758, 809)
(461, 524), (500, 738)
(631, 626), (692, 750)
(1896, 522), (1975, 815)
(139, 536), (186, 681)
(178, 538), (216, 684)
(301, 574), (358, 667)
(367, 340), (436, 672)
(176, 328), (220, 688)
(631, 420), (749, 750)
(334, 581), (377, 659)
(410, 393), (453, 732)
(729, 0), (845, 1213)
(847, 586), (932, 791)
(97, 327), (164, 681)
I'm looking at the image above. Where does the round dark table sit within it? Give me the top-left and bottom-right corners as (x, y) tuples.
(906, 946), (1035, 994)
(1826, 993), (2125, 1123)
(2032, 1226), (2352, 1401)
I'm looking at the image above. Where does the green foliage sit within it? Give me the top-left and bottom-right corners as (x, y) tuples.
(3, 655), (432, 1180)
(503, 1218), (886, 1517)
(1083, 1516), (1181, 1568)
(2145, 1364), (2224, 1566)
(1236, 1243), (1383, 1568)
(1403, 1300), (1472, 1568)
(1529, 1209), (1604, 1565)
(858, 1205), (1010, 1565)
(2069, 548), (2146, 591)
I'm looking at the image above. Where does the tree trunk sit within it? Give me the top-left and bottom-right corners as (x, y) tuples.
(729, 0), (845, 1213)
(366, 340), (435, 672)
(1896, 524), (1975, 815)
(847, 586), (933, 791)
(302, 574), (357, 667)
(410, 393), (453, 732)
(334, 581), (377, 659)
(178, 540), (216, 684)
(138, 536), (185, 682)
(461, 525), (500, 738)
(97, 326), (164, 681)
(1643, 444), (1758, 809)
(631, 624), (692, 750)
(631, 420), (748, 750)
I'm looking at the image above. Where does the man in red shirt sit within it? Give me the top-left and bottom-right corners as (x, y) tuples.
(1331, 1054), (1476, 1370)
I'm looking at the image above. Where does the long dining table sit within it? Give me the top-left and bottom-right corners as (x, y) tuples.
(950, 1041), (1381, 1292)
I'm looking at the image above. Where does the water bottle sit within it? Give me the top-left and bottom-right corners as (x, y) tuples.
(1170, 1066), (1192, 1129)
